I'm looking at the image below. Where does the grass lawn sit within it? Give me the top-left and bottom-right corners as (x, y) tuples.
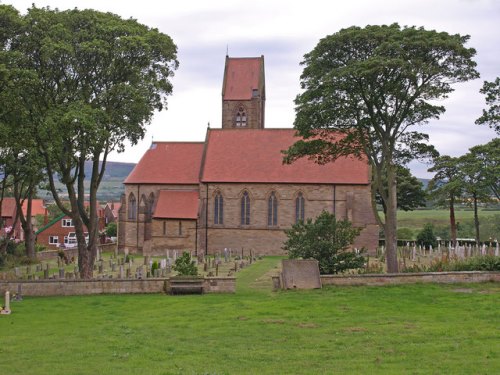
(396, 208), (499, 230)
(1, 257), (499, 374)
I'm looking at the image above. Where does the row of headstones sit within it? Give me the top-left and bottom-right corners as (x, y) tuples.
(378, 241), (500, 261)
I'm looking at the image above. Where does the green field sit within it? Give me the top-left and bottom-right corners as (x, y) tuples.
(1, 257), (499, 374)
(397, 208), (499, 228)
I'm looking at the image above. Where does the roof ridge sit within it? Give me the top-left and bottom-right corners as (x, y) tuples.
(35, 213), (65, 235)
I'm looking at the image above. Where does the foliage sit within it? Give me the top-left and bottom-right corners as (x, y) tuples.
(416, 223), (437, 249)
(105, 222), (117, 238)
(283, 211), (365, 274)
(173, 252), (198, 276)
(396, 227), (414, 240)
(422, 256), (500, 272)
(376, 165), (426, 213)
(284, 23), (478, 272)
(151, 260), (159, 274)
(476, 77), (500, 134)
(1, 5), (178, 278)
(467, 138), (500, 200)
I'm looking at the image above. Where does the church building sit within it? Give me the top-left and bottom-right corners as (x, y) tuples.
(117, 56), (378, 256)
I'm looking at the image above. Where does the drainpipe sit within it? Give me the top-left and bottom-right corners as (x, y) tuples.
(333, 185), (336, 216)
(205, 183), (209, 256)
(136, 185), (140, 253)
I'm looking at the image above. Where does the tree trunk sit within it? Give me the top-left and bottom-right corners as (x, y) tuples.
(473, 193), (480, 245)
(449, 196), (457, 247)
(385, 163), (399, 273)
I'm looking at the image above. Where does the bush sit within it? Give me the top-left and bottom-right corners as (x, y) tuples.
(397, 227), (414, 240)
(416, 223), (437, 249)
(105, 222), (117, 237)
(283, 211), (365, 274)
(173, 252), (198, 276)
(151, 260), (159, 274)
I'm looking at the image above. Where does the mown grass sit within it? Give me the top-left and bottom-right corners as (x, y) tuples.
(1, 257), (499, 374)
(396, 208), (499, 230)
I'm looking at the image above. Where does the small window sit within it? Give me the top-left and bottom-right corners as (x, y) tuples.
(295, 193), (305, 223)
(235, 106), (247, 127)
(128, 193), (137, 220)
(214, 192), (224, 225)
(252, 89), (259, 98)
(62, 218), (73, 227)
(268, 192), (278, 226)
(49, 236), (59, 245)
(178, 221), (182, 236)
(241, 191), (250, 225)
(163, 221), (167, 236)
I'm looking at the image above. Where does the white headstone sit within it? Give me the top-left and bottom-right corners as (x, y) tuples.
(1, 291), (11, 314)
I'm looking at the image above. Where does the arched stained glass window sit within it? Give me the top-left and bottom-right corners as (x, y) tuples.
(241, 191), (250, 225)
(214, 192), (224, 224)
(268, 192), (278, 226)
(295, 192), (305, 223)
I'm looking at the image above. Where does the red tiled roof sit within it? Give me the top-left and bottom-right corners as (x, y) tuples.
(223, 57), (263, 100)
(21, 199), (45, 217)
(0, 198), (16, 217)
(201, 129), (369, 184)
(124, 142), (204, 184)
(153, 190), (199, 219)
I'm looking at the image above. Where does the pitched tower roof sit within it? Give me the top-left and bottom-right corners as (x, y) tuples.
(222, 56), (265, 101)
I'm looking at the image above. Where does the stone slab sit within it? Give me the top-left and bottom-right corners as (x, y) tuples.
(281, 259), (321, 290)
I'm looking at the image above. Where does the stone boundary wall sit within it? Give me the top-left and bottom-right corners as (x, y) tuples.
(0, 277), (235, 296)
(36, 243), (117, 261)
(320, 271), (500, 286)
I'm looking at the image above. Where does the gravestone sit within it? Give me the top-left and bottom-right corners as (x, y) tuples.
(1, 291), (11, 314)
(281, 259), (321, 290)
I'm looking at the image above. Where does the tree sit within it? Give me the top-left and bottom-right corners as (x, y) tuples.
(476, 77), (500, 134)
(458, 149), (492, 244)
(283, 211), (365, 274)
(416, 223), (437, 250)
(469, 138), (499, 200)
(376, 165), (426, 215)
(427, 155), (463, 246)
(9, 6), (178, 277)
(284, 24), (478, 272)
(0, 5), (45, 258)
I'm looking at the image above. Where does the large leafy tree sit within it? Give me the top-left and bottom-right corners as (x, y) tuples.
(9, 6), (178, 277)
(476, 77), (500, 134)
(284, 24), (478, 272)
(427, 155), (463, 246)
(469, 138), (499, 200)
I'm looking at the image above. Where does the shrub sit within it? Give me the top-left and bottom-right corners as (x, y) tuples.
(151, 260), (159, 274)
(173, 252), (198, 276)
(397, 227), (414, 240)
(105, 222), (117, 237)
(283, 211), (365, 274)
(416, 223), (437, 249)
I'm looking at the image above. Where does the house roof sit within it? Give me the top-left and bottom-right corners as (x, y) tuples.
(0, 198), (16, 217)
(35, 213), (65, 235)
(222, 57), (264, 100)
(201, 129), (369, 184)
(0, 198), (45, 218)
(22, 199), (45, 217)
(124, 142), (204, 185)
(153, 190), (199, 219)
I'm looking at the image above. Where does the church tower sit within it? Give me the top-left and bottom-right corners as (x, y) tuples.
(221, 55), (266, 129)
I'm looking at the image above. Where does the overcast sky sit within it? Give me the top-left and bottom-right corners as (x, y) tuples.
(5, 0), (500, 178)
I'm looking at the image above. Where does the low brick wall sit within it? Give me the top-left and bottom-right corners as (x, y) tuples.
(0, 277), (235, 297)
(320, 271), (500, 286)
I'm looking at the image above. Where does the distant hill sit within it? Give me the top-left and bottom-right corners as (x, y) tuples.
(38, 161), (136, 202)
